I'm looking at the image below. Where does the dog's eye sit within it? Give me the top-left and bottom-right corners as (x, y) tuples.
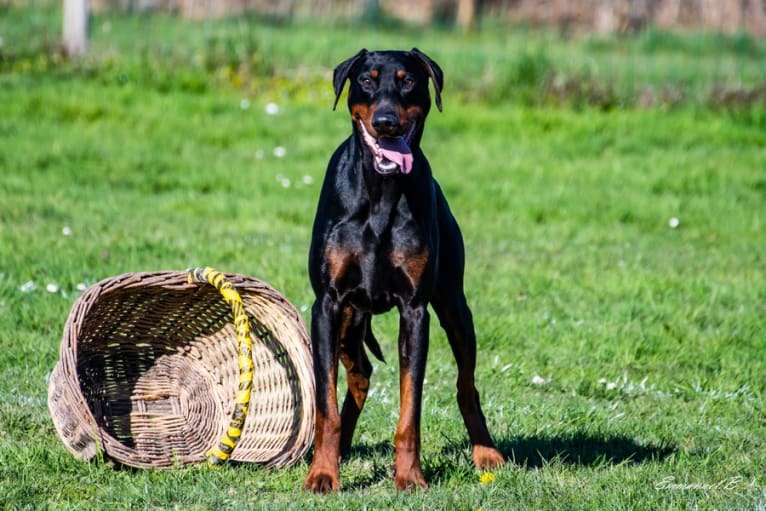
(359, 76), (373, 88)
(402, 77), (415, 89)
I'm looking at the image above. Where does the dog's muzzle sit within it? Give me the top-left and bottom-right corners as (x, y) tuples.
(358, 120), (416, 175)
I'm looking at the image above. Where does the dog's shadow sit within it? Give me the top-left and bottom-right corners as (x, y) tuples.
(495, 433), (676, 469)
(339, 433), (676, 488)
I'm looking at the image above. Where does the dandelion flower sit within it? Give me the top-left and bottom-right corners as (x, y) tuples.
(479, 472), (496, 484)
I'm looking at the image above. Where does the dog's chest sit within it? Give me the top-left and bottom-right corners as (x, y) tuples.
(324, 204), (430, 312)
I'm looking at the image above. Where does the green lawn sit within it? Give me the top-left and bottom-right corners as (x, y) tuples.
(1, 8), (765, 511)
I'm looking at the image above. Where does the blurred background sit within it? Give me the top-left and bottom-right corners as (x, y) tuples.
(3, 0), (765, 111)
(85, 0), (766, 35)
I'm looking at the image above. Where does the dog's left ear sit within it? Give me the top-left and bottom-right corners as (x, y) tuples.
(333, 49), (368, 110)
(410, 48), (444, 112)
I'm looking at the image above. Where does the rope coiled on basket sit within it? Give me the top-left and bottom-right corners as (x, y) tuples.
(187, 267), (253, 465)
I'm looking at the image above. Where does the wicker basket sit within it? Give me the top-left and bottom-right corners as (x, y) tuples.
(47, 269), (314, 469)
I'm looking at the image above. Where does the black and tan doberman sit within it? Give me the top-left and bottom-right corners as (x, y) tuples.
(304, 48), (504, 493)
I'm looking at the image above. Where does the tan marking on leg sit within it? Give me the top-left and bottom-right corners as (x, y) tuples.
(305, 351), (342, 493)
(393, 369), (427, 491)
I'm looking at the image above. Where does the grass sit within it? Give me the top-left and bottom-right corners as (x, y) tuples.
(1, 6), (766, 511)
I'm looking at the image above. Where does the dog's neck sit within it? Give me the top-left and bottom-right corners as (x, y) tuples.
(341, 128), (405, 238)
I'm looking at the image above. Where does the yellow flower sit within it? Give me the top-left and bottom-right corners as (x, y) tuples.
(479, 472), (496, 484)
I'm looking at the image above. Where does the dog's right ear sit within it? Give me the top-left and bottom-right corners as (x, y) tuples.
(333, 49), (368, 110)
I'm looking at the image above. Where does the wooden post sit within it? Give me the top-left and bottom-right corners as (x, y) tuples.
(456, 0), (476, 32)
(63, 0), (88, 58)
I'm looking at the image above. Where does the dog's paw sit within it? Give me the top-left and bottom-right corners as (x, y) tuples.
(393, 467), (428, 492)
(392, 457), (428, 492)
(473, 445), (506, 470)
(304, 468), (340, 494)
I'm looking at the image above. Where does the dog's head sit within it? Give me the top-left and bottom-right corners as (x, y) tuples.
(332, 48), (444, 175)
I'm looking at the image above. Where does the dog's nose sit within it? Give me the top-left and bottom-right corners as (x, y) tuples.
(371, 110), (400, 134)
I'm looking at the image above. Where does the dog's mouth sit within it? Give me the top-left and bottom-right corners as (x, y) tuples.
(357, 120), (417, 175)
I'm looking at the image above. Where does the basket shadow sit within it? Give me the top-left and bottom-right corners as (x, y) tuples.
(495, 432), (676, 469)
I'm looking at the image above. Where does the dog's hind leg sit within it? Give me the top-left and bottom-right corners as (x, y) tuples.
(431, 290), (505, 470)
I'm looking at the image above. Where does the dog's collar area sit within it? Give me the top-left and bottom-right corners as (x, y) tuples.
(357, 119), (416, 175)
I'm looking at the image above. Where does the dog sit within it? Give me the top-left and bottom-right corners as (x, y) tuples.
(304, 48), (504, 493)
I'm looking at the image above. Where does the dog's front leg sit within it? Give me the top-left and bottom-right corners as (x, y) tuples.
(304, 296), (343, 493)
(393, 303), (430, 491)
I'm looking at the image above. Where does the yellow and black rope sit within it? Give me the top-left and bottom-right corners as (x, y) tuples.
(187, 267), (254, 465)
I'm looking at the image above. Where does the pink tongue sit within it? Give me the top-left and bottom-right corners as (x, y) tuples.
(378, 137), (413, 174)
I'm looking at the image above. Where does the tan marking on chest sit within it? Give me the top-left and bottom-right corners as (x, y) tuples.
(325, 247), (356, 282)
(390, 248), (430, 286)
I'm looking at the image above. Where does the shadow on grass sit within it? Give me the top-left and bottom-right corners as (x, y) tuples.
(496, 433), (677, 469)
(345, 440), (395, 459)
(333, 434), (676, 489)
(339, 441), (395, 489)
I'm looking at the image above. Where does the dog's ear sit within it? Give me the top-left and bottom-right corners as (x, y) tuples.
(333, 49), (368, 111)
(410, 48), (444, 112)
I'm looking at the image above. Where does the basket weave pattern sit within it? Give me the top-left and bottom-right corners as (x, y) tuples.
(48, 271), (314, 469)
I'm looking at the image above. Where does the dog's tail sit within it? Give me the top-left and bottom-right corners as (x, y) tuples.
(363, 315), (385, 363)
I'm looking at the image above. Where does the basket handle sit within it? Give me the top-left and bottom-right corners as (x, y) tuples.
(187, 267), (254, 466)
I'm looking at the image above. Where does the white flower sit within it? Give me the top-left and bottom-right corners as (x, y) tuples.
(276, 174), (291, 188)
(668, 217), (680, 229)
(62, 226), (73, 236)
(273, 146), (286, 158)
(302, 175), (314, 185)
(46, 283), (59, 293)
(240, 98), (251, 110)
(19, 281), (37, 293)
(76, 283), (88, 292)
(265, 102), (280, 115)
(531, 374), (547, 385)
